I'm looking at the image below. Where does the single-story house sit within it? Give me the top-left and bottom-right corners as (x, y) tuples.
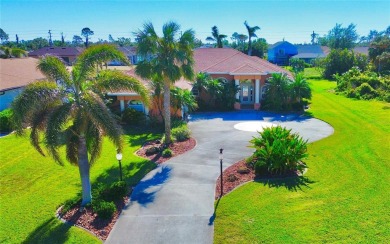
(268, 41), (298, 66)
(292, 44), (326, 63)
(0, 58), (45, 111)
(108, 46), (138, 65)
(29, 47), (84, 65)
(108, 48), (291, 114)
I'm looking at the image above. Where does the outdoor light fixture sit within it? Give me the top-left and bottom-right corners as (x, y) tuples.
(116, 152), (123, 181)
(219, 148), (224, 198)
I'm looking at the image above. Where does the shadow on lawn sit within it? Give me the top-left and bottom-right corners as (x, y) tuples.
(22, 217), (72, 244)
(255, 176), (314, 191)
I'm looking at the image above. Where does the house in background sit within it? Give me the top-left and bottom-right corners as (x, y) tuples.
(29, 47), (84, 65)
(267, 41), (298, 66)
(0, 58), (45, 111)
(109, 48), (291, 114)
(292, 44), (326, 63)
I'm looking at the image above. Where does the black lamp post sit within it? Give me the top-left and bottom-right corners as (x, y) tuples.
(116, 152), (123, 181)
(219, 148), (223, 197)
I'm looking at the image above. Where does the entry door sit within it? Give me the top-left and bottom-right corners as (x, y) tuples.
(241, 83), (254, 104)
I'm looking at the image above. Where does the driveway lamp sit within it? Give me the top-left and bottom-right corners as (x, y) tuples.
(219, 148), (224, 198)
(116, 152), (123, 181)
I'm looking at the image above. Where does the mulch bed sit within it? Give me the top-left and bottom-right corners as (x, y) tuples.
(215, 160), (303, 199)
(135, 138), (196, 164)
(58, 197), (129, 241)
(58, 138), (196, 241)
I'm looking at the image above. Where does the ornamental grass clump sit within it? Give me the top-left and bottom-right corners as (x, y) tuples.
(247, 126), (308, 176)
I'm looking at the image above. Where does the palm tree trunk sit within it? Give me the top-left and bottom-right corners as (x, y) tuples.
(163, 80), (171, 144)
(78, 135), (92, 206)
(248, 38), (252, 56)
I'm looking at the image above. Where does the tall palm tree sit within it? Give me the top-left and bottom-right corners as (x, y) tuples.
(244, 21), (260, 56)
(135, 21), (195, 144)
(290, 73), (312, 105)
(11, 44), (149, 206)
(206, 26), (227, 48)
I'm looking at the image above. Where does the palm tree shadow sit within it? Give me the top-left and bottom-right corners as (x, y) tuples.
(255, 176), (314, 191)
(126, 165), (172, 208)
(22, 217), (72, 243)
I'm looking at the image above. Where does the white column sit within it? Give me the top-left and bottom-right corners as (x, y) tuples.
(120, 99), (125, 112)
(255, 79), (260, 103)
(144, 105), (149, 116)
(235, 79), (240, 100)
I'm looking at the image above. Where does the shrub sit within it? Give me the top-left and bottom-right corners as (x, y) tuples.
(248, 126), (308, 175)
(122, 108), (146, 125)
(145, 146), (159, 155)
(0, 109), (13, 132)
(356, 83), (377, 100)
(92, 181), (129, 202)
(93, 200), (116, 220)
(289, 58), (305, 73)
(61, 197), (81, 214)
(171, 126), (191, 142)
(162, 148), (173, 158)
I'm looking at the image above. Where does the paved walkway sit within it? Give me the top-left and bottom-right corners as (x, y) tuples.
(106, 111), (333, 244)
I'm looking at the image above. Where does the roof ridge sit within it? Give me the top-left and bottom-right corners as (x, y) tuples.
(231, 62), (261, 73)
(202, 48), (241, 72)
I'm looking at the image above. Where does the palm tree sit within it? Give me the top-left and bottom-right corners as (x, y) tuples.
(244, 21), (260, 56)
(206, 26), (227, 48)
(264, 73), (290, 111)
(0, 46), (28, 58)
(11, 44), (149, 206)
(290, 73), (312, 105)
(170, 87), (198, 116)
(135, 21), (195, 144)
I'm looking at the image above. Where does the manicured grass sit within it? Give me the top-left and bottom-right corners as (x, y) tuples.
(0, 126), (161, 243)
(214, 68), (390, 243)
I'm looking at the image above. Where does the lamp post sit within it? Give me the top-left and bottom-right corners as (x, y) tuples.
(219, 148), (223, 198)
(116, 152), (123, 181)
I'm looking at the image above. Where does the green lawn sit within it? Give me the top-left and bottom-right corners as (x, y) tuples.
(214, 69), (390, 243)
(0, 126), (161, 243)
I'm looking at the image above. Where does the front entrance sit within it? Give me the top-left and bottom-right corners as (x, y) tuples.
(240, 83), (254, 104)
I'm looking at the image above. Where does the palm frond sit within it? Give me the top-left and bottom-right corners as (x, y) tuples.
(82, 92), (123, 151)
(37, 55), (71, 85)
(45, 103), (73, 165)
(95, 69), (151, 105)
(11, 81), (61, 135)
(65, 125), (79, 165)
(163, 21), (180, 42)
(134, 22), (159, 57)
(30, 107), (52, 156)
(85, 121), (103, 165)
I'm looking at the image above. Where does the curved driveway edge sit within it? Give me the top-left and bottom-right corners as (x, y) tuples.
(106, 111), (333, 244)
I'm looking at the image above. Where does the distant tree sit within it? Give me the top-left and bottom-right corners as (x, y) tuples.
(311, 31), (319, 44)
(81, 27), (94, 47)
(206, 26), (227, 48)
(0, 28), (9, 43)
(15, 34), (19, 44)
(28, 37), (49, 50)
(116, 37), (132, 47)
(325, 23), (358, 49)
(135, 21), (195, 144)
(193, 38), (203, 48)
(289, 58), (305, 73)
(108, 34), (115, 43)
(251, 38), (268, 58)
(61, 32), (65, 45)
(231, 32), (239, 47)
(244, 21), (260, 56)
(322, 49), (356, 79)
(72, 35), (83, 46)
(369, 35), (390, 74)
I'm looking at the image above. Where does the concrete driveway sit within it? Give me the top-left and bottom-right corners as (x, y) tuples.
(106, 111), (333, 244)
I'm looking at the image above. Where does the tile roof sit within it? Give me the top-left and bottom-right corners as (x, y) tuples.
(194, 48), (291, 75)
(0, 58), (46, 91)
(29, 47), (84, 57)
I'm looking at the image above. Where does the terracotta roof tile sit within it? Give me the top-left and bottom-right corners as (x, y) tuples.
(0, 58), (46, 91)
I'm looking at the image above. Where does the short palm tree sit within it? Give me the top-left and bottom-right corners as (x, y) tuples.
(0, 46), (28, 58)
(244, 21), (260, 56)
(135, 21), (195, 144)
(11, 44), (149, 206)
(170, 87), (198, 116)
(206, 26), (227, 48)
(290, 73), (312, 104)
(264, 73), (291, 111)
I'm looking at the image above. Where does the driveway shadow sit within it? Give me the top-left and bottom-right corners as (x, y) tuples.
(128, 165), (172, 207)
(255, 176), (315, 192)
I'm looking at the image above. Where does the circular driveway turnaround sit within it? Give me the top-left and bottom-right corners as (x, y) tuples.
(106, 111), (334, 244)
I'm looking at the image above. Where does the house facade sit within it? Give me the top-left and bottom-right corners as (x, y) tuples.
(0, 58), (45, 111)
(268, 41), (298, 66)
(29, 47), (84, 65)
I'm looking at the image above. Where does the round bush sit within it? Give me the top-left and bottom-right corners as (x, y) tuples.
(162, 148), (173, 158)
(356, 83), (377, 100)
(248, 126), (308, 176)
(122, 108), (146, 125)
(171, 127), (191, 142)
(93, 200), (116, 220)
(0, 109), (13, 133)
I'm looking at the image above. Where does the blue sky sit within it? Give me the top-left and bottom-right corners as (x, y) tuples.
(1, 0), (389, 44)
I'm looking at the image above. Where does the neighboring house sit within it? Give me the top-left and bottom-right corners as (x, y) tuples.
(353, 46), (369, 56)
(29, 47), (84, 65)
(268, 41), (298, 66)
(109, 48), (291, 114)
(292, 44), (326, 63)
(108, 46), (138, 65)
(0, 58), (45, 111)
